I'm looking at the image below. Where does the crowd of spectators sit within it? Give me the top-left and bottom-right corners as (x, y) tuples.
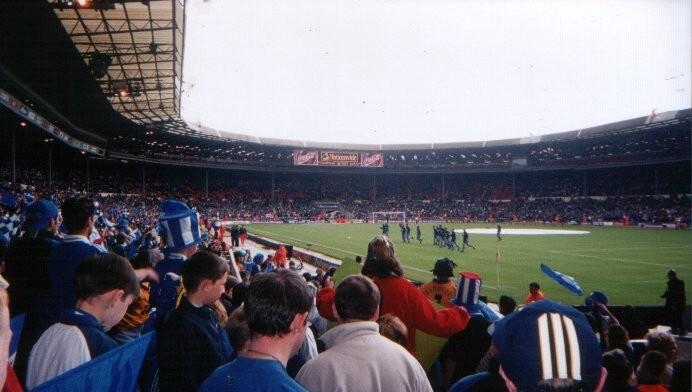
(0, 169), (688, 391)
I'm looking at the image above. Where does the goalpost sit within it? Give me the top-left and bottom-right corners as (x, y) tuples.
(371, 211), (407, 223)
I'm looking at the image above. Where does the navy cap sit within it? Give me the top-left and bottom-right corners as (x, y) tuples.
(491, 300), (602, 391)
(22, 200), (59, 232)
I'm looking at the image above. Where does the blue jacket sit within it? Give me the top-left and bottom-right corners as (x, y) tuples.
(157, 296), (234, 392)
(150, 253), (186, 319)
(48, 235), (104, 318)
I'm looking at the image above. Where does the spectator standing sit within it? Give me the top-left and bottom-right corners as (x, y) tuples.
(151, 200), (201, 320)
(297, 275), (432, 392)
(200, 270), (311, 392)
(157, 251), (233, 392)
(525, 281), (545, 304)
(26, 253), (139, 389)
(3, 200), (62, 383)
(661, 270), (686, 336)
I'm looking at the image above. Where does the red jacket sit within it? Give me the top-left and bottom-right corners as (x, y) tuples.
(317, 275), (470, 354)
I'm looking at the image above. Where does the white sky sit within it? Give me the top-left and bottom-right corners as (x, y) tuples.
(181, 0), (691, 144)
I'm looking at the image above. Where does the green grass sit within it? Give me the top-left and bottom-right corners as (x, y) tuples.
(248, 223), (692, 306)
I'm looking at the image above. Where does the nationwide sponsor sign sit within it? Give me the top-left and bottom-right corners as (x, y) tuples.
(0, 88), (105, 156)
(319, 151), (360, 166)
(293, 150), (384, 167)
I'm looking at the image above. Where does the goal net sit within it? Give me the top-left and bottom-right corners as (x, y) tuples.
(371, 211), (407, 223)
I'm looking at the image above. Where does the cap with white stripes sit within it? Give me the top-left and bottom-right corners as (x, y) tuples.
(491, 300), (602, 391)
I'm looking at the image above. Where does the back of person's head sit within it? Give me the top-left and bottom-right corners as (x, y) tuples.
(181, 250), (229, 293)
(61, 197), (95, 233)
(529, 282), (540, 291)
(377, 313), (407, 347)
(499, 295), (517, 316)
(645, 331), (677, 363)
(637, 350), (667, 385)
(244, 270), (312, 336)
(670, 359), (691, 392)
(226, 307), (250, 354)
(334, 275), (380, 322)
(231, 281), (248, 308)
(131, 249), (157, 270)
(362, 235), (403, 278)
(225, 276), (240, 293)
(607, 325), (630, 351)
(602, 349), (633, 391)
(75, 253), (139, 301)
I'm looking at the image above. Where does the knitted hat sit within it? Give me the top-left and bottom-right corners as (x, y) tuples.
(491, 300), (602, 391)
(158, 200), (201, 252)
(22, 200), (59, 232)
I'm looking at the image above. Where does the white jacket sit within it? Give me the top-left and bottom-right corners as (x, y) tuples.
(296, 321), (432, 392)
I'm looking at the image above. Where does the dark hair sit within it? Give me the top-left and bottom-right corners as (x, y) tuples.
(244, 270), (312, 336)
(335, 275), (380, 321)
(355, 256), (362, 264)
(607, 324), (630, 352)
(75, 253), (139, 300)
(377, 313), (407, 347)
(61, 197), (95, 233)
(602, 349), (633, 391)
(637, 350), (667, 385)
(181, 250), (229, 293)
(231, 281), (248, 308)
(131, 249), (157, 270)
(499, 295), (517, 316)
(529, 282), (540, 290)
(225, 276), (240, 292)
(226, 307), (250, 353)
(362, 235), (403, 278)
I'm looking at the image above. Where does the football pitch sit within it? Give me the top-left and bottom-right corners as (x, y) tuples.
(248, 223), (692, 306)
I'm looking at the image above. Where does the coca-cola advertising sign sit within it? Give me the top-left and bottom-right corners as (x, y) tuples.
(361, 153), (384, 167)
(292, 150), (384, 168)
(293, 150), (319, 166)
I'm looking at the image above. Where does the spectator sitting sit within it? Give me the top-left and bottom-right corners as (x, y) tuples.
(200, 270), (311, 392)
(157, 250), (233, 392)
(377, 313), (408, 348)
(316, 235), (469, 355)
(26, 253), (139, 389)
(498, 295), (517, 316)
(636, 351), (669, 392)
(602, 349), (637, 392)
(525, 281), (545, 304)
(420, 257), (457, 307)
(642, 331), (677, 385)
(297, 275), (432, 392)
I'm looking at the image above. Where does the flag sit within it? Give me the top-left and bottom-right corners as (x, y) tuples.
(32, 332), (153, 392)
(540, 263), (583, 296)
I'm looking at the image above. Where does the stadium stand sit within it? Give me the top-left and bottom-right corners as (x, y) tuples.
(0, 1), (689, 392)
